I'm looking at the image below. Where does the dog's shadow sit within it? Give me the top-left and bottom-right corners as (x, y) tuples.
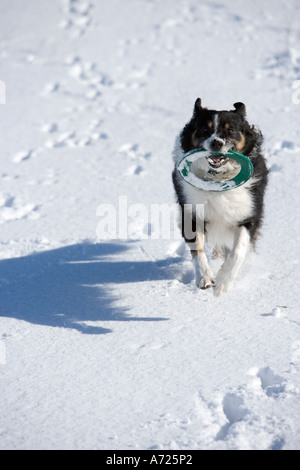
(0, 242), (177, 334)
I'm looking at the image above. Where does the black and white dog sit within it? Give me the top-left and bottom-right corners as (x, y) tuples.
(172, 98), (268, 296)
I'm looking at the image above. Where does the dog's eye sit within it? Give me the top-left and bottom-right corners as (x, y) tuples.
(201, 127), (210, 134)
(228, 128), (234, 135)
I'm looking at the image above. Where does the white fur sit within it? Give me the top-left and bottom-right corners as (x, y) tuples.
(214, 226), (250, 296)
(173, 134), (254, 295)
(192, 231), (214, 289)
(201, 115), (223, 152)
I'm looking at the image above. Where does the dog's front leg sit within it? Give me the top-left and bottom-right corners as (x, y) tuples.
(181, 205), (214, 289)
(190, 231), (215, 290)
(214, 226), (250, 296)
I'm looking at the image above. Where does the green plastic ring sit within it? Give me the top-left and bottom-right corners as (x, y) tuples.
(177, 148), (254, 192)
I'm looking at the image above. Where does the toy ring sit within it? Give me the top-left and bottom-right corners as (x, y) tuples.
(177, 148), (254, 191)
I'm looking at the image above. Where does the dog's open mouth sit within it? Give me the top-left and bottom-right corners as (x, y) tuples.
(207, 156), (229, 169)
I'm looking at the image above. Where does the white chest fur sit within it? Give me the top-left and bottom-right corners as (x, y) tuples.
(181, 180), (254, 248)
(182, 180), (254, 223)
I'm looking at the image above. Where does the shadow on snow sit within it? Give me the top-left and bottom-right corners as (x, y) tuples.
(0, 242), (178, 334)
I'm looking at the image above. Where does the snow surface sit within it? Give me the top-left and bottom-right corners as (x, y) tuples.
(0, 0), (300, 450)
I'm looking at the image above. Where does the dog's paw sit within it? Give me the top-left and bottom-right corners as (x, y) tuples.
(196, 277), (215, 290)
(213, 282), (229, 297)
(213, 272), (233, 296)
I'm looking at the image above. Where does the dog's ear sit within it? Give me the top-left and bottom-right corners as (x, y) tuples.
(193, 97), (202, 114)
(233, 102), (246, 117)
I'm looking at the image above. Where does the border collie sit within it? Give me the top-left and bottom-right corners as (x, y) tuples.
(172, 98), (268, 296)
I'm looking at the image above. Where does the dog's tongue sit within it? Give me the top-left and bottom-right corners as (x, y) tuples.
(211, 156), (222, 163)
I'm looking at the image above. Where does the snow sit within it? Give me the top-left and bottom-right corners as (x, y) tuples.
(0, 0), (300, 450)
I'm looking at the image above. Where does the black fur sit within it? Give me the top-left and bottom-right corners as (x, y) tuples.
(237, 131), (269, 243)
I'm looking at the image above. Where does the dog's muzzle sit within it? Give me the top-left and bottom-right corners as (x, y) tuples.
(210, 138), (224, 152)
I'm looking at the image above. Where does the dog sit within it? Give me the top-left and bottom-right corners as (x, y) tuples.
(172, 98), (269, 296)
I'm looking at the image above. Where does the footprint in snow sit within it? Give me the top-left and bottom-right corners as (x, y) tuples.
(216, 392), (249, 441)
(44, 128), (108, 150)
(118, 143), (152, 161)
(126, 164), (146, 176)
(45, 132), (76, 149)
(59, 0), (93, 37)
(247, 366), (287, 398)
(256, 367), (286, 398)
(42, 82), (60, 95)
(12, 150), (34, 163)
(65, 56), (113, 101)
(41, 122), (59, 134)
(0, 194), (39, 223)
(274, 140), (299, 152)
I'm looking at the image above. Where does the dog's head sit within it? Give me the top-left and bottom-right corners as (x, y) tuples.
(181, 98), (259, 170)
